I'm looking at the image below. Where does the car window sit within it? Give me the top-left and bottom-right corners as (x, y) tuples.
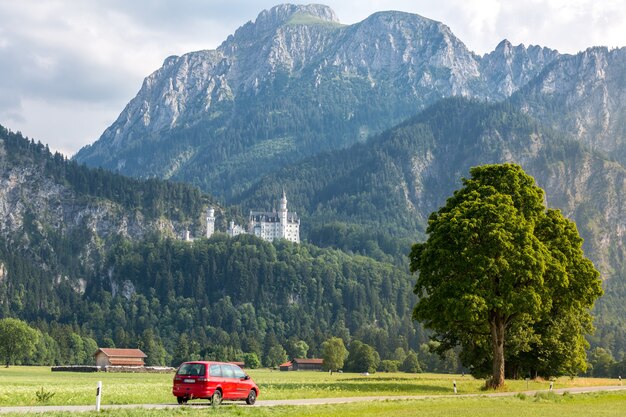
(209, 364), (222, 377)
(177, 363), (206, 376)
(232, 365), (246, 379)
(221, 364), (235, 378)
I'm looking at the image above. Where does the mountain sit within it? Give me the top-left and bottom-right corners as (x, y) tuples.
(231, 98), (626, 354)
(0, 124), (210, 311)
(67, 4), (626, 360)
(73, 4), (558, 197)
(512, 46), (626, 165)
(233, 98), (625, 278)
(0, 124), (427, 367)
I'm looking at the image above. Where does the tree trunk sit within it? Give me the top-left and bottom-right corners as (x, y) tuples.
(489, 313), (506, 388)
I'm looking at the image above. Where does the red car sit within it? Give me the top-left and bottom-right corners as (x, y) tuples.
(172, 361), (259, 406)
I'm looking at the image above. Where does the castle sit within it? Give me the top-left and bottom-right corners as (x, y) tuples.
(205, 191), (300, 244)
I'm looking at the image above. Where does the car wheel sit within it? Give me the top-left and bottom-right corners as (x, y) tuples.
(176, 397), (187, 405)
(211, 390), (222, 406)
(246, 389), (257, 405)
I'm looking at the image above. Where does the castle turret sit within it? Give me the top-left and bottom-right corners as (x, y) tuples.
(279, 189), (288, 238)
(206, 207), (216, 238)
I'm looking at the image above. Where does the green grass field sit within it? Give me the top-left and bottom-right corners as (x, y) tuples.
(1, 392), (626, 417)
(0, 366), (622, 408)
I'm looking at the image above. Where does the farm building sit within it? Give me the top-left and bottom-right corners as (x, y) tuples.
(229, 361), (245, 368)
(285, 358), (324, 371)
(279, 361), (293, 371)
(94, 348), (147, 367)
(292, 358), (323, 371)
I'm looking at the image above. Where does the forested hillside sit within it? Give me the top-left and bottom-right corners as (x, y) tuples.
(235, 99), (625, 276)
(90, 235), (422, 365)
(233, 98), (626, 358)
(0, 125), (446, 369)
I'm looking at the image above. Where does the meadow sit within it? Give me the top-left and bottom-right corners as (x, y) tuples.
(0, 366), (622, 407)
(1, 392), (626, 417)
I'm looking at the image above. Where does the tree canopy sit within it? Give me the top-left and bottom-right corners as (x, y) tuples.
(409, 163), (603, 388)
(0, 318), (39, 367)
(321, 337), (348, 372)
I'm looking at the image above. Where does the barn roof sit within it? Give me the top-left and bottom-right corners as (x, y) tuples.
(94, 348), (147, 358)
(293, 358), (323, 365)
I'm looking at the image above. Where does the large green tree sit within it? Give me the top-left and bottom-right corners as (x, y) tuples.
(321, 337), (348, 372)
(345, 341), (380, 373)
(409, 164), (603, 388)
(0, 318), (39, 367)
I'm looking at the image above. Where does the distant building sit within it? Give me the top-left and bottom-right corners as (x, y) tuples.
(280, 358), (324, 371)
(206, 207), (216, 238)
(207, 190), (300, 243)
(94, 348), (147, 367)
(229, 361), (246, 368)
(292, 358), (324, 371)
(279, 361), (293, 371)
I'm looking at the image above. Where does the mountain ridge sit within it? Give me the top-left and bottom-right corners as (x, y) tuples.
(74, 4), (565, 194)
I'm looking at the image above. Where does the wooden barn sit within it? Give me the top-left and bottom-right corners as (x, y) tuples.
(94, 348), (147, 367)
(279, 361), (293, 371)
(291, 358), (324, 371)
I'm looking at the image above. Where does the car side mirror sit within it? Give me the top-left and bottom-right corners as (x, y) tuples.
(244, 375), (250, 380)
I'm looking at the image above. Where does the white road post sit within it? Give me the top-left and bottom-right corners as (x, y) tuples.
(96, 381), (102, 411)
(453, 380), (457, 394)
(549, 381), (553, 391)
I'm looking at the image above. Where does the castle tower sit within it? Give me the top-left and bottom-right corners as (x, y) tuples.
(279, 189), (288, 239)
(206, 207), (216, 238)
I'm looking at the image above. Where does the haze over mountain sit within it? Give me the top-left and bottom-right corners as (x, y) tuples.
(74, 4), (563, 195)
(72, 3), (626, 274)
(4, 4), (625, 364)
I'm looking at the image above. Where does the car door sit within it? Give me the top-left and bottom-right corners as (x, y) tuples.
(219, 364), (237, 399)
(208, 363), (222, 395)
(231, 364), (249, 398)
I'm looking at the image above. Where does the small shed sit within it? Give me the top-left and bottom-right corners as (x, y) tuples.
(291, 358), (324, 371)
(279, 361), (293, 371)
(94, 348), (147, 367)
(229, 361), (245, 369)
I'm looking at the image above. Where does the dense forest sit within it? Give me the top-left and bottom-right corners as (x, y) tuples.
(231, 99), (626, 365)
(0, 125), (455, 371)
(0, 231), (461, 371)
(1, 99), (625, 377)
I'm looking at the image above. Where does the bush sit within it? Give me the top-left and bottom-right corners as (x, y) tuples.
(379, 360), (400, 372)
(400, 350), (422, 373)
(35, 387), (55, 403)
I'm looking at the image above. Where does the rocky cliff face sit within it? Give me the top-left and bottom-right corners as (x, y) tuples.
(0, 136), (184, 276)
(76, 4), (562, 189)
(481, 39), (560, 99)
(71, 4), (626, 276)
(513, 46), (626, 164)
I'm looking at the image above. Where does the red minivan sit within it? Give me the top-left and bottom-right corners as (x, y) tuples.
(172, 361), (259, 406)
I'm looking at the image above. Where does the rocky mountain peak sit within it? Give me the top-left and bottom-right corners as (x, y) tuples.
(223, 4), (340, 47)
(481, 39), (560, 99)
(494, 39), (514, 55)
(262, 3), (340, 25)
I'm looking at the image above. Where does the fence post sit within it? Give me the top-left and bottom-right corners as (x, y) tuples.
(96, 381), (102, 411)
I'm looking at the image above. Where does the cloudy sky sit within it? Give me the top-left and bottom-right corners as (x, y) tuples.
(1, 0), (625, 156)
